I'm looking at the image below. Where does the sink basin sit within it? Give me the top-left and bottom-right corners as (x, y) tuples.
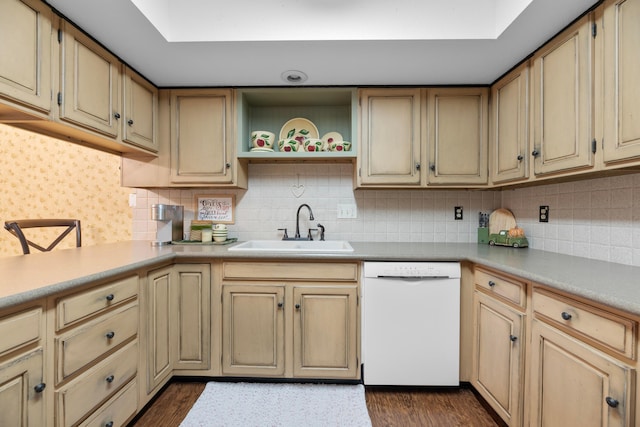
(228, 240), (354, 252)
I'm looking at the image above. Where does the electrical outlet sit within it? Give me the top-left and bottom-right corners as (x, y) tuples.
(337, 204), (357, 219)
(454, 206), (463, 220)
(128, 193), (137, 207)
(539, 205), (549, 222)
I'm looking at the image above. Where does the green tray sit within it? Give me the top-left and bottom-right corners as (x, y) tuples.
(171, 238), (237, 246)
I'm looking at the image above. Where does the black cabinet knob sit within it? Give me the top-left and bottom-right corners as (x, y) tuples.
(105, 422), (114, 427)
(415, 163), (421, 170)
(106, 294), (115, 302)
(488, 281), (496, 287)
(34, 382), (46, 393)
(277, 302), (283, 308)
(295, 304), (301, 310)
(105, 331), (115, 339)
(605, 396), (619, 408)
(225, 162), (231, 169)
(106, 375), (115, 383)
(509, 335), (518, 342)
(429, 164), (436, 171)
(127, 119), (134, 126)
(561, 311), (572, 321)
(532, 149), (540, 157)
(517, 155), (524, 161)
(114, 112), (121, 119)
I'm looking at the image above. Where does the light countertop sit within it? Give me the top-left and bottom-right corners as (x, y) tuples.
(1, 241), (639, 316)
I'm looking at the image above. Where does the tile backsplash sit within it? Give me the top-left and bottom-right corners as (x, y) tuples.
(134, 165), (640, 267)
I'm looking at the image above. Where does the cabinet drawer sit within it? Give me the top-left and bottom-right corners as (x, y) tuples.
(475, 268), (526, 308)
(533, 288), (637, 359)
(57, 340), (138, 427)
(56, 303), (138, 383)
(56, 275), (138, 330)
(0, 307), (42, 356)
(78, 378), (137, 427)
(223, 262), (359, 282)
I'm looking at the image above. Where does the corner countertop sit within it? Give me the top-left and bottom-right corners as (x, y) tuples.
(1, 241), (639, 317)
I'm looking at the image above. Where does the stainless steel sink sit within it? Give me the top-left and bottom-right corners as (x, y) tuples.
(228, 240), (354, 252)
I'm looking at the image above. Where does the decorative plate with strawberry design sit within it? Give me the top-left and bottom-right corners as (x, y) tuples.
(279, 118), (319, 144)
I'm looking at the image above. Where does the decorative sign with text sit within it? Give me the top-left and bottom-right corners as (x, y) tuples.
(195, 195), (235, 223)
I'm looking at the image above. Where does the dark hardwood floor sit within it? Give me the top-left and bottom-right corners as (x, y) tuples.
(130, 381), (501, 427)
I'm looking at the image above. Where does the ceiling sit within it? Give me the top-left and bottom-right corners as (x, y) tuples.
(45, 0), (597, 87)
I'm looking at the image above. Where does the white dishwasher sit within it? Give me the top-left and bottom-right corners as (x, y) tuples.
(362, 262), (460, 386)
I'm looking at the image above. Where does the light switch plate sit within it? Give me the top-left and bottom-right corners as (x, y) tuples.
(337, 204), (357, 218)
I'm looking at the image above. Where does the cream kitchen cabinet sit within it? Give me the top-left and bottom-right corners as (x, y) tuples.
(472, 268), (527, 426)
(601, 0), (640, 165)
(0, 304), (47, 427)
(0, 0), (53, 117)
(220, 261), (360, 380)
(52, 274), (139, 427)
(58, 20), (121, 139)
(490, 63), (530, 185)
(530, 12), (595, 176)
(528, 287), (636, 427)
(170, 89), (235, 184)
(357, 88), (422, 186)
(143, 264), (211, 400)
(427, 87), (489, 186)
(122, 66), (158, 152)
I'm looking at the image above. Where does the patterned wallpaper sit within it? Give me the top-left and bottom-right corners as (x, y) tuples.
(0, 124), (132, 257)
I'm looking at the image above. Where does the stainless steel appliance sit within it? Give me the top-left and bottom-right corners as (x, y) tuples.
(150, 204), (184, 245)
(362, 261), (461, 386)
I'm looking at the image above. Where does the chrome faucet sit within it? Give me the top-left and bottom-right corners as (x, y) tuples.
(294, 204), (314, 240)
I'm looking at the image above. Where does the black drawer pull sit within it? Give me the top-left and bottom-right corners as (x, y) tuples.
(509, 335), (518, 342)
(105, 375), (115, 383)
(106, 294), (115, 302)
(561, 311), (572, 321)
(105, 422), (114, 427)
(34, 382), (46, 393)
(488, 281), (496, 287)
(105, 331), (115, 339)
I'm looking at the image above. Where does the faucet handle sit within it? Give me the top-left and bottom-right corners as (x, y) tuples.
(307, 228), (318, 241)
(277, 228), (289, 240)
(316, 223), (325, 241)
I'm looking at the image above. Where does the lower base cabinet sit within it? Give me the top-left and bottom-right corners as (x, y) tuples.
(0, 347), (45, 427)
(528, 320), (633, 427)
(221, 261), (360, 380)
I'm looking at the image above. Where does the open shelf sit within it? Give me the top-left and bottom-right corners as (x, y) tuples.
(236, 87), (357, 162)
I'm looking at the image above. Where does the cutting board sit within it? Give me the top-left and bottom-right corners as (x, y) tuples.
(489, 209), (517, 235)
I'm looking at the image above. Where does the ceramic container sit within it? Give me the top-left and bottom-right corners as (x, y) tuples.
(304, 138), (324, 152)
(251, 131), (276, 149)
(328, 140), (351, 152)
(278, 138), (300, 152)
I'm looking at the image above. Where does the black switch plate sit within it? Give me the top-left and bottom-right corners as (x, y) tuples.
(539, 206), (549, 222)
(454, 206), (463, 220)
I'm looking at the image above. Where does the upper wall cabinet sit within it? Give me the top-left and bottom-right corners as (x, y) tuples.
(358, 88), (422, 187)
(236, 88), (357, 162)
(170, 89), (235, 184)
(0, 0), (53, 117)
(427, 88), (489, 186)
(490, 63), (530, 185)
(59, 21), (121, 138)
(601, 0), (640, 164)
(531, 12), (595, 176)
(122, 66), (158, 152)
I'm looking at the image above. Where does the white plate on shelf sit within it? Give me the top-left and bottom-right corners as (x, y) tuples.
(250, 147), (274, 152)
(279, 118), (319, 142)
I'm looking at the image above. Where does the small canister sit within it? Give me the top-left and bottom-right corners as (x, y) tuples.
(201, 229), (213, 243)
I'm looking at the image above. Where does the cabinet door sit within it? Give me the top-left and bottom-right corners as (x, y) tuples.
(145, 266), (172, 393)
(602, 0), (640, 163)
(358, 88), (422, 186)
(0, 0), (52, 113)
(490, 63), (529, 184)
(472, 292), (524, 426)
(292, 286), (358, 379)
(122, 66), (158, 152)
(531, 14), (594, 175)
(528, 320), (633, 427)
(427, 87), (488, 185)
(60, 21), (121, 137)
(172, 264), (211, 371)
(222, 284), (285, 376)
(0, 347), (45, 427)
(170, 90), (234, 184)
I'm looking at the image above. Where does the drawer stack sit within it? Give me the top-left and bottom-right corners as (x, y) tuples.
(53, 275), (139, 427)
